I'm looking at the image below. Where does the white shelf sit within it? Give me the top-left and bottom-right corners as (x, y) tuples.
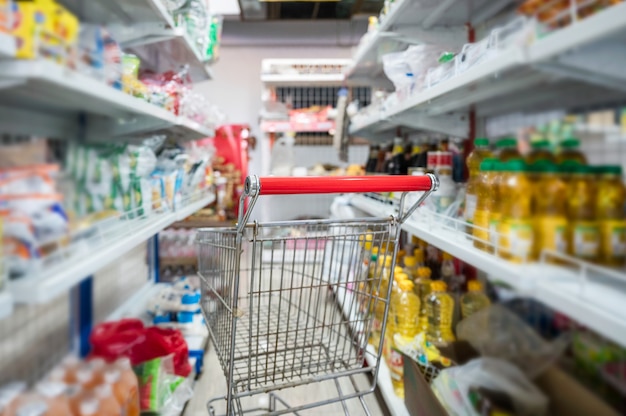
(333, 285), (409, 416)
(350, 3), (626, 139)
(9, 194), (215, 305)
(345, 0), (514, 83)
(0, 291), (13, 320)
(347, 194), (626, 348)
(0, 59), (214, 140)
(260, 74), (346, 86)
(57, 0), (212, 82)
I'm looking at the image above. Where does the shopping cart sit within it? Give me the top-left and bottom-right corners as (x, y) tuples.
(197, 175), (438, 415)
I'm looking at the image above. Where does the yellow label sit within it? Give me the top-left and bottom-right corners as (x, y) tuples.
(600, 220), (626, 260)
(499, 219), (533, 261)
(473, 209), (490, 241)
(571, 221), (599, 259)
(535, 216), (567, 254)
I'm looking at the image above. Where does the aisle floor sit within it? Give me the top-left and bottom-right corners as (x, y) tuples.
(184, 339), (384, 416)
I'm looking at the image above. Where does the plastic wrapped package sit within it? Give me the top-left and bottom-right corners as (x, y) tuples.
(134, 354), (193, 414)
(382, 50), (414, 90)
(431, 358), (549, 416)
(490, 16), (535, 50)
(205, 15), (223, 62)
(426, 52), (458, 88)
(456, 37), (493, 74)
(456, 304), (569, 378)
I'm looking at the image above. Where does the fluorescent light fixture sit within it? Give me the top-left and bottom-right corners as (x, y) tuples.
(211, 0), (241, 15)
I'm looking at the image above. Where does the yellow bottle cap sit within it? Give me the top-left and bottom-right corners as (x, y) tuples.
(413, 248), (424, 262)
(417, 267), (432, 279)
(403, 256), (417, 267)
(430, 281), (447, 292)
(383, 257), (393, 267)
(394, 266), (404, 274)
(442, 252), (454, 261)
(371, 247), (380, 255)
(468, 280), (483, 292)
(398, 279), (414, 292)
(395, 272), (409, 282)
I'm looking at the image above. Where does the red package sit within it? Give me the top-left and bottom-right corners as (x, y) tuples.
(90, 319), (191, 377)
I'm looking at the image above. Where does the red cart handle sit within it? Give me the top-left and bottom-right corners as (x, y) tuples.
(245, 175), (437, 196)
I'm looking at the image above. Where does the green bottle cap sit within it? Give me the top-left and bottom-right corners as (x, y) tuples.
(503, 159), (527, 172)
(530, 139), (551, 149)
(561, 137), (580, 148)
(479, 158), (497, 171)
(569, 164), (594, 174)
(474, 138), (490, 147)
(531, 160), (559, 173)
(496, 137), (517, 148)
(599, 165), (622, 175)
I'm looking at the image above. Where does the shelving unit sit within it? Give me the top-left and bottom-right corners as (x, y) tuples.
(9, 193), (215, 304)
(57, 0), (213, 82)
(0, 292), (13, 320)
(0, 59), (214, 141)
(349, 2), (626, 140)
(348, 194), (626, 348)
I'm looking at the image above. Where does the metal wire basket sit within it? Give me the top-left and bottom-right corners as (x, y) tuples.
(197, 175), (437, 415)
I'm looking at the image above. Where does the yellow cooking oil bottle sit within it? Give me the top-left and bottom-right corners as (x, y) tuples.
(557, 137), (587, 165)
(496, 137), (521, 162)
(464, 138), (493, 232)
(532, 161), (568, 260)
(526, 137), (555, 165)
(566, 165), (599, 261)
(414, 267), (432, 333)
(403, 256), (418, 280)
(460, 280), (491, 319)
(472, 159), (497, 250)
(488, 161), (505, 252)
(596, 165), (626, 266)
(369, 256), (393, 346)
(498, 159), (533, 262)
(426, 281), (456, 346)
(387, 278), (419, 398)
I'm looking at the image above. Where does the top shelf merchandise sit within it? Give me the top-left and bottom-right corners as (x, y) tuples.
(348, 0), (626, 141)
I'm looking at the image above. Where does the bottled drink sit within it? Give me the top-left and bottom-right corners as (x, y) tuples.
(498, 160), (533, 262)
(460, 281), (491, 319)
(464, 138), (492, 230)
(557, 137), (586, 165)
(408, 141), (421, 171)
(370, 256), (393, 347)
(60, 356), (81, 384)
(526, 138), (554, 165)
(365, 145), (379, 173)
(496, 137), (521, 162)
(596, 165), (626, 266)
(114, 358), (140, 416)
(566, 165), (599, 261)
(472, 159), (497, 251)
(532, 161), (568, 260)
(387, 137), (407, 175)
(93, 384), (121, 416)
(426, 281), (455, 345)
(413, 267), (432, 333)
(440, 252), (455, 288)
(76, 368), (98, 390)
(388, 279), (419, 398)
(402, 256), (418, 280)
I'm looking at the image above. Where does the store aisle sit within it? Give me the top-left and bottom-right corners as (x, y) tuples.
(185, 343), (383, 415)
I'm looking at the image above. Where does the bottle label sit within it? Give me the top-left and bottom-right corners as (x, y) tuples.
(489, 216), (501, 247)
(388, 347), (404, 381)
(572, 222), (599, 258)
(600, 220), (626, 259)
(535, 216), (567, 254)
(464, 194), (477, 221)
(499, 220), (533, 260)
(473, 209), (490, 242)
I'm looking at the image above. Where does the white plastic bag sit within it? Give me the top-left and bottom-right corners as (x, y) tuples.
(432, 358), (548, 416)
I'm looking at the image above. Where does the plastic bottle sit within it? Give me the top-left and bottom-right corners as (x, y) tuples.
(472, 159), (497, 251)
(65, 385), (83, 416)
(0, 383), (26, 416)
(387, 137), (407, 175)
(402, 256), (418, 280)
(526, 137), (554, 165)
(596, 165), (626, 266)
(60, 356), (81, 384)
(388, 279), (419, 398)
(77, 397), (99, 416)
(76, 368), (98, 391)
(87, 359), (107, 386)
(114, 358), (140, 416)
(440, 252), (455, 289)
(460, 281), (491, 319)
(365, 145), (379, 174)
(93, 384), (121, 416)
(430, 152), (456, 212)
(495, 137), (521, 162)
(566, 164), (599, 261)
(488, 160), (505, 251)
(498, 160), (533, 262)
(426, 281), (455, 346)
(557, 137), (587, 165)
(413, 267), (432, 333)
(464, 138), (493, 230)
(532, 161), (568, 260)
